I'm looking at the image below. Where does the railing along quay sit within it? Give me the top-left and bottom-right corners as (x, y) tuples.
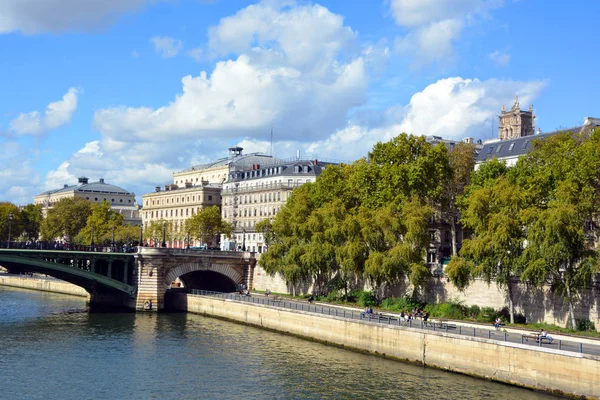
(184, 289), (599, 357)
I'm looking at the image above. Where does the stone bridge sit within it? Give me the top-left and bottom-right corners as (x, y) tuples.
(0, 247), (256, 312)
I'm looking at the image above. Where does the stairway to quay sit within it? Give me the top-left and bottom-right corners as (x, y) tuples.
(168, 290), (600, 400)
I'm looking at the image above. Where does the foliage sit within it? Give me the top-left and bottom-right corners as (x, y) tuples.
(75, 201), (125, 245)
(20, 204), (42, 241)
(262, 133), (448, 295)
(40, 197), (92, 242)
(379, 296), (423, 312)
(353, 290), (379, 308)
(185, 206), (233, 245)
(0, 203), (22, 242)
(576, 319), (596, 332)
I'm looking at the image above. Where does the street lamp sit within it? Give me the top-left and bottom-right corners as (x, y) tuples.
(162, 221), (167, 248)
(111, 225), (116, 251)
(242, 228), (246, 252)
(139, 224), (144, 247)
(187, 230), (190, 249)
(90, 225), (95, 247)
(7, 212), (13, 249)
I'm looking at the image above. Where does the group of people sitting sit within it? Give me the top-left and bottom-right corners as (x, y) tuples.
(400, 309), (429, 323)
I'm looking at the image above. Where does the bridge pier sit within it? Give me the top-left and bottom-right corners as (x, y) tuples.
(134, 248), (256, 312)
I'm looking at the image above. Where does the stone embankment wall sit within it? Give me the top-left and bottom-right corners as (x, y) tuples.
(252, 264), (600, 329)
(171, 293), (600, 399)
(0, 275), (88, 298)
(424, 277), (600, 329)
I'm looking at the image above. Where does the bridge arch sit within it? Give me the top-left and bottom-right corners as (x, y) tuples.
(163, 262), (244, 290)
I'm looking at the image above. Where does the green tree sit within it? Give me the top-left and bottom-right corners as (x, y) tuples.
(442, 142), (475, 255)
(185, 206), (233, 246)
(76, 201), (125, 245)
(0, 203), (22, 242)
(20, 204), (42, 241)
(40, 197), (92, 242)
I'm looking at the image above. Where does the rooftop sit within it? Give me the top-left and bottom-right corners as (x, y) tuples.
(37, 177), (134, 197)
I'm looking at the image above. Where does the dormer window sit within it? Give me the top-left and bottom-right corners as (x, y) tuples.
(508, 143), (515, 151)
(486, 147), (493, 154)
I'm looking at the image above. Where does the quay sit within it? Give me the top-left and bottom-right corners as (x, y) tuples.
(168, 290), (600, 399)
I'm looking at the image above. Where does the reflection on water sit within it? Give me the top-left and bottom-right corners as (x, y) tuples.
(0, 287), (562, 400)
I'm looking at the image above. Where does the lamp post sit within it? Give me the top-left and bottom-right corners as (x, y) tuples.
(139, 224), (144, 247)
(187, 230), (190, 249)
(90, 225), (94, 247)
(162, 222), (166, 248)
(111, 225), (116, 252)
(242, 228), (246, 252)
(7, 212), (13, 249)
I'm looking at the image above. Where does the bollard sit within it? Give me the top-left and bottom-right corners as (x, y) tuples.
(580, 343), (583, 353)
(473, 328), (476, 337)
(558, 340), (561, 350)
(504, 332), (507, 342)
(488, 330), (491, 339)
(521, 335), (524, 344)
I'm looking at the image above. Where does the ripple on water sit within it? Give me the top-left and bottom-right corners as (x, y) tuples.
(0, 288), (563, 400)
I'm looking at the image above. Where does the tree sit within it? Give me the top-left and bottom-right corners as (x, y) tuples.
(261, 133), (447, 296)
(76, 201), (125, 245)
(518, 129), (600, 328)
(185, 206), (233, 246)
(40, 197), (91, 242)
(20, 204), (42, 241)
(442, 142), (475, 255)
(0, 203), (22, 242)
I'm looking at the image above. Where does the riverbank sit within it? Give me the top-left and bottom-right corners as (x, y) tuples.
(170, 292), (600, 399)
(0, 274), (88, 298)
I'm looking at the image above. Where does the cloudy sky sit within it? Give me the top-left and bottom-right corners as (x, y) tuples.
(1, 0), (598, 205)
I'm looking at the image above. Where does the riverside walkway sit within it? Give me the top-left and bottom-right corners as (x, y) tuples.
(184, 289), (600, 357)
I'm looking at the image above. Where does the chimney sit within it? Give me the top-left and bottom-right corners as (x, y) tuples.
(537, 128), (542, 135)
(313, 159), (318, 166)
(256, 164), (260, 170)
(164, 184), (169, 191)
(296, 149), (300, 159)
(99, 178), (105, 184)
(185, 182), (192, 188)
(155, 186), (161, 192)
(78, 176), (88, 185)
(252, 164), (255, 171)
(64, 184), (68, 188)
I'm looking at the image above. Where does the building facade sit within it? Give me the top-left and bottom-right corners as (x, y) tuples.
(141, 147), (280, 248)
(141, 182), (222, 248)
(220, 159), (331, 253)
(498, 95), (535, 141)
(33, 177), (141, 225)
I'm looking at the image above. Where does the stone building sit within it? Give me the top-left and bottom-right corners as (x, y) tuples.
(220, 159), (332, 253)
(33, 177), (141, 225)
(141, 182), (222, 248)
(498, 95), (535, 140)
(141, 147), (279, 248)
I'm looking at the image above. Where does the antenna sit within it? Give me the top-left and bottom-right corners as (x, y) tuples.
(270, 127), (273, 157)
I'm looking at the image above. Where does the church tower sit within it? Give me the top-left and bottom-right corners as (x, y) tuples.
(498, 95), (535, 140)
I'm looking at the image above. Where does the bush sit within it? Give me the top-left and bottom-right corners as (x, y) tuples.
(380, 296), (423, 312)
(468, 305), (481, 318)
(576, 318), (596, 332)
(425, 299), (468, 319)
(476, 307), (497, 323)
(356, 291), (379, 307)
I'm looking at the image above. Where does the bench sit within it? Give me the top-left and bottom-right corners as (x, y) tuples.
(270, 296), (283, 302)
(434, 319), (456, 329)
(523, 333), (553, 344)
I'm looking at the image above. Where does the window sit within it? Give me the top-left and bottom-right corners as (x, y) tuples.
(94, 197), (98, 201)
(486, 147), (493, 154)
(209, 195), (213, 201)
(427, 253), (436, 264)
(496, 144), (503, 153)
(444, 231), (450, 243)
(430, 231), (436, 241)
(521, 140), (529, 150)
(111, 198), (114, 202)
(508, 143), (515, 151)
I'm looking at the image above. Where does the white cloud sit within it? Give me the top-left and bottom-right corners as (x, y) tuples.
(247, 76), (547, 162)
(132, 50), (140, 58)
(150, 36), (183, 58)
(10, 87), (79, 136)
(488, 50), (511, 66)
(187, 47), (203, 62)
(390, 0), (504, 66)
(93, 2), (368, 144)
(0, 0), (151, 34)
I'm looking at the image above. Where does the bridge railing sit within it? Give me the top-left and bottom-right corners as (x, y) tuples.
(0, 241), (138, 253)
(184, 289), (594, 356)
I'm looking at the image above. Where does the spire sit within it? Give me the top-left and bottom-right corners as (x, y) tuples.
(512, 94), (519, 111)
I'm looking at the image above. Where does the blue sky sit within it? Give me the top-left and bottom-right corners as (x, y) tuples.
(1, 0), (598, 205)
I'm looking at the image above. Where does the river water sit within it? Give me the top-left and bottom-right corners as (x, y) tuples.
(0, 286), (562, 400)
